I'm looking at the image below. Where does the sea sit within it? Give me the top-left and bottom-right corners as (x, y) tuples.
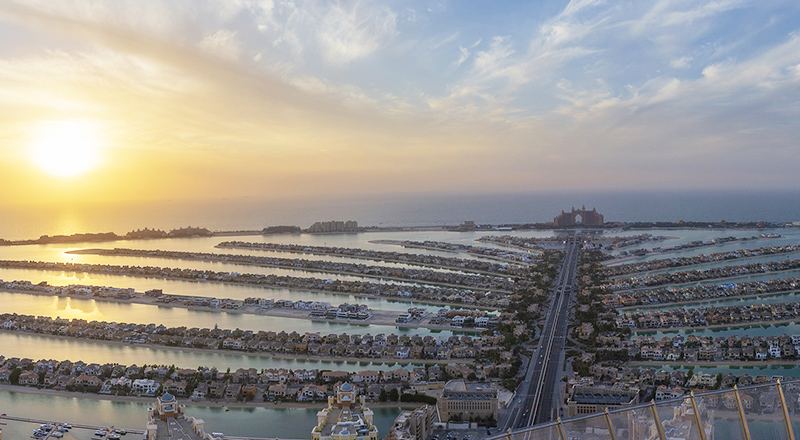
(3, 190), (800, 241)
(2, 190), (800, 437)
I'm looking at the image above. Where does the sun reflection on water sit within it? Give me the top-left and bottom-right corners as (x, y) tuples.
(48, 296), (104, 320)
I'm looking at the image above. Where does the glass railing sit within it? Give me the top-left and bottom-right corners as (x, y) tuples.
(492, 379), (799, 440)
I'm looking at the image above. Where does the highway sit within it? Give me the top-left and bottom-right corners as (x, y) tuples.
(499, 238), (580, 431)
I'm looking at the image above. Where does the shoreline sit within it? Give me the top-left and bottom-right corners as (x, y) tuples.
(0, 262), (497, 312)
(367, 240), (538, 264)
(0, 383), (426, 410)
(612, 266), (800, 294)
(618, 288), (800, 311)
(68, 248), (513, 294)
(603, 236), (790, 267)
(632, 317), (800, 333)
(0, 329), (473, 366)
(218, 243), (524, 275)
(606, 249), (800, 277)
(0, 286), (483, 333)
(629, 360), (800, 368)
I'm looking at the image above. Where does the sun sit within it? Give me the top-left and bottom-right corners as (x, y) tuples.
(30, 120), (103, 177)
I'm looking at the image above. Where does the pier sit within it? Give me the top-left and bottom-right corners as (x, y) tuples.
(0, 414), (309, 440)
(0, 413), (144, 436)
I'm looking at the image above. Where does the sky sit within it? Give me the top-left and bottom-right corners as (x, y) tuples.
(1, 0), (799, 208)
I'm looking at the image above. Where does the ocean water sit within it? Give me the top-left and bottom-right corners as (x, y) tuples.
(0, 389), (407, 439)
(3, 190), (800, 240)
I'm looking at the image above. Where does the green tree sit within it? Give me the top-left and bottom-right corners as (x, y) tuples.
(9, 368), (21, 385)
(379, 389), (388, 402)
(400, 393), (437, 405)
(388, 388), (399, 402)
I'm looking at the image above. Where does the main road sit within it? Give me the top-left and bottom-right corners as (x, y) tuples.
(500, 238), (580, 431)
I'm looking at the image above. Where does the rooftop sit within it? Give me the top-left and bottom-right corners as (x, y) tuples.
(570, 391), (637, 405)
(156, 418), (205, 440)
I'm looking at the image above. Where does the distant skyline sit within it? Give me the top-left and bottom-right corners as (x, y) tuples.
(1, 0), (799, 208)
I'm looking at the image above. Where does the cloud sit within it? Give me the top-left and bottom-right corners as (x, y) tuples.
(316, 2), (397, 66)
(670, 56), (692, 69)
(1, 0), (800, 199)
(198, 29), (243, 61)
(453, 38), (480, 70)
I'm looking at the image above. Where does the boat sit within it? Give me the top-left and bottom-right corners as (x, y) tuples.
(52, 432), (64, 438)
(95, 429), (108, 436)
(115, 429), (128, 435)
(109, 434), (122, 440)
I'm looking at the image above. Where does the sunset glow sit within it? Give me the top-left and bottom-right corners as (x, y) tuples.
(29, 120), (103, 177)
(0, 0), (798, 208)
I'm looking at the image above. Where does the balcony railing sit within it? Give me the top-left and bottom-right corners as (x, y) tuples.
(492, 379), (799, 440)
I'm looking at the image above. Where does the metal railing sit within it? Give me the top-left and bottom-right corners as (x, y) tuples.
(492, 379), (800, 440)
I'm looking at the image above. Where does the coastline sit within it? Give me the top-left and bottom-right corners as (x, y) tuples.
(367, 240), (538, 264)
(217, 243), (524, 275)
(632, 317), (800, 333)
(0, 263), (497, 312)
(0, 329), (473, 365)
(606, 249), (800, 276)
(612, 266), (800, 294)
(67, 248), (513, 294)
(0, 286), (483, 333)
(618, 288), (800, 311)
(0, 383), (426, 410)
(629, 359), (800, 368)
